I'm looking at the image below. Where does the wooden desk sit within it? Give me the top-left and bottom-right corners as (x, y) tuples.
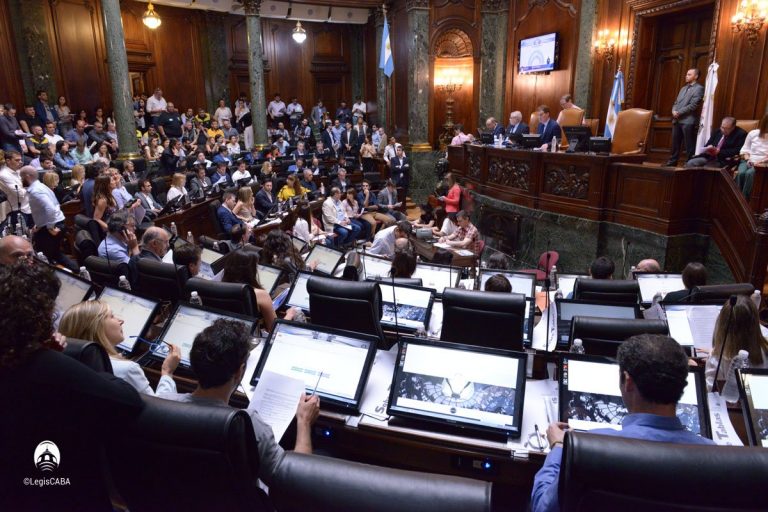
(747, 163), (768, 214)
(153, 198), (218, 239)
(410, 235), (475, 267)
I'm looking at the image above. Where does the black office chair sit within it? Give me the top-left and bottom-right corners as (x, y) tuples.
(440, 288), (526, 350)
(307, 275), (385, 345)
(63, 338), (113, 374)
(271, 452), (491, 512)
(208, 199), (228, 239)
(106, 395), (271, 512)
(573, 278), (640, 304)
(124, 181), (138, 196)
(199, 234), (230, 254)
(151, 176), (168, 196)
(559, 431), (768, 511)
(75, 213), (104, 243)
(570, 316), (669, 357)
(136, 259), (187, 302)
(84, 255), (131, 288)
(689, 283), (755, 304)
(74, 230), (99, 265)
(185, 278), (259, 318)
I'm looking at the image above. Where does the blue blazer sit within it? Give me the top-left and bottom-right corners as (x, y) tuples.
(492, 124), (505, 138)
(217, 205), (243, 234)
(538, 120), (562, 144)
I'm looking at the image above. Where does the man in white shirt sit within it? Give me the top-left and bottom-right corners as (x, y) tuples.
(145, 88), (167, 127)
(43, 121), (63, 149)
(267, 93), (286, 128)
(231, 160), (255, 184)
(383, 137), (404, 165)
(352, 97), (367, 125)
(368, 220), (412, 259)
(286, 97), (304, 130)
(735, 121), (768, 199)
(0, 150), (33, 231)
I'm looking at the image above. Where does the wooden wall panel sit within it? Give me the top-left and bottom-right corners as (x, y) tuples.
(0, 0), (24, 109)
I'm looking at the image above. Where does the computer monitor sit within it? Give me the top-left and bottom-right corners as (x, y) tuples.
(737, 368), (768, 447)
(562, 125), (592, 153)
(633, 272), (685, 303)
(250, 320), (378, 413)
(54, 268), (94, 322)
(589, 136), (612, 153)
(356, 251), (395, 281)
(521, 133), (542, 149)
(555, 273), (589, 298)
(291, 235), (308, 255)
(374, 282), (436, 332)
(284, 271), (312, 313)
(412, 262), (460, 296)
(198, 247), (228, 280)
(480, 131), (494, 145)
(478, 269), (536, 298)
(555, 299), (640, 346)
(387, 338), (528, 439)
(96, 286), (160, 354)
(304, 244), (344, 275)
(257, 264), (284, 295)
(559, 353), (711, 438)
(662, 303), (723, 353)
(151, 303), (257, 367)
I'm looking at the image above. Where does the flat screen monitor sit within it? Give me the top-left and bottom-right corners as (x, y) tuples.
(96, 286), (160, 354)
(412, 262), (460, 295)
(478, 269), (536, 298)
(199, 247), (228, 280)
(388, 338), (528, 439)
(480, 131), (494, 145)
(589, 137), (612, 153)
(556, 299), (640, 345)
(284, 271), (312, 313)
(250, 320), (377, 412)
(737, 368), (768, 447)
(559, 353), (711, 438)
(662, 303), (722, 352)
(291, 236), (308, 254)
(634, 272), (685, 303)
(54, 268), (94, 322)
(305, 244), (344, 275)
(556, 273), (589, 298)
(519, 32), (558, 74)
(375, 282), (436, 332)
(562, 125), (592, 153)
(152, 303), (257, 367)
(357, 252), (394, 280)
(521, 133), (542, 149)
(257, 264), (284, 295)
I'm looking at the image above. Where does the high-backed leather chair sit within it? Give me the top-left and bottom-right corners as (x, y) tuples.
(63, 338), (114, 373)
(84, 255), (131, 288)
(74, 230), (99, 265)
(570, 317), (669, 356)
(373, 277), (424, 287)
(559, 431), (768, 511)
(185, 278), (259, 318)
(208, 199), (228, 239)
(689, 283), (755, 305)
(736, 119), (759, 132)
(529, 111), (539, 135)
(559, 108), (586, 150)
(136, 259), (187, 302)
(199, 234), (230, 254)
(440, 288), (526, 350)
(107, 395), (271, 512)
(584, 118), (599, 136)
(75, 213), (104, 243)
(573, 278), (640, 304)
(610, 108), (653, 155)
(307, 275), (385, 344)
(151, 176), (168, 196)
(270, 452), (492, 512)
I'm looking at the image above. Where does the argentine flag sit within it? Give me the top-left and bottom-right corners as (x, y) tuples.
(604, 69), (625, 139)
(379, 17), (394, 77)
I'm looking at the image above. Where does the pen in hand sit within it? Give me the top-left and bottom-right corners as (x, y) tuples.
(534, 423), (545, 451)
(311, 371), (324, 396)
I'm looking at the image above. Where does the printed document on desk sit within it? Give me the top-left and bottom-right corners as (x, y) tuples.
(358, 346), (398, 420)
(248, 370), (306, 443)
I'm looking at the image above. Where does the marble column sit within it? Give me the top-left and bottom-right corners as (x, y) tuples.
(374, 8), (388, 130)
(479, 1), (509, 124)
(406, 0), (431, 151)
(201, 13), (231, 111)
(349, 25), (364, 104)
(573, 0), (598, 116)
(100, 0), (139, 157)
(242, 0), (268, 149)
(8, 0), (58, 104)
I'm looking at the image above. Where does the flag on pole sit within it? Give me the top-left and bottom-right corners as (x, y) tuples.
(379, 16), (394, 77)
(604, 69), (625, 139)
(695, 61), (719, 155)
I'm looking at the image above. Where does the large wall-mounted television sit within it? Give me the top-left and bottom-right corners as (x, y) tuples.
(518, 32), (559, 74)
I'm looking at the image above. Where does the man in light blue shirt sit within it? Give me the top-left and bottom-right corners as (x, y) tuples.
(20, 166), (77, 271)
(97, 210), (139, 265)
(531, 334), (715, 512)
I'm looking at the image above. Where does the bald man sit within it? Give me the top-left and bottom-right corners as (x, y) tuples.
(635, 259), (661, 273)
(0, 234), (34, 265)
(137, 227), (171, 262)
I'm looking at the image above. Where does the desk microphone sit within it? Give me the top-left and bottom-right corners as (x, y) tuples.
(712, 295), (737, 393)
(544, 239), (552, 353)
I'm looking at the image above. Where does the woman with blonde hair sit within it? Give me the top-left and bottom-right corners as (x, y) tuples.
(166, 172), (188, 203)
(42, 171), (60, 191)
(234, 186), (257, 222)
(59, 301), (181, 395)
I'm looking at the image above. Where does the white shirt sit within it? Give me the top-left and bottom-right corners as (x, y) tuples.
(146, 95), (167, 116)
(0, 165), (31, 213)
(214, 106), (233, 125)
(231, 169), (254, 183)
(46, 133), (63, 147)
(227, 142), (241, 155)
(111, 358), (176, 396)
(740, 129), (768, 164)
(293, 217), (312, 242)
(27, 179), (64, 229)
(286, 102), (304, 116)
(368, 225), (397, 258)
(166, 186), (187, 202)
(352, 101), (367, 114)
(439, 217), (456, 236)
(267, 100), (286, 118)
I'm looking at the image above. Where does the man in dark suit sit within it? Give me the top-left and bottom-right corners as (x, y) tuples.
(321, 122), (338, 157)
(330, 168), (351, 194)
(536, 105), (562, 150)
(189, 165), (212, 199)
(685, 116), (747, 168)
(210, 161), (233, 188)
(485, 117), (505, 139)
(217, 192), (245, 235)
(255, 180), (276, 218)
(505, 111), (530, 138)
(665, 68), (705, 167)
(340, 121), (357, 158)
(134, 178), (163, 219)
(390, 145), (410, 193)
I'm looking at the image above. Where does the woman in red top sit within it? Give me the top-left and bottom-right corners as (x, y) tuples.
(438, 172), (461, 213)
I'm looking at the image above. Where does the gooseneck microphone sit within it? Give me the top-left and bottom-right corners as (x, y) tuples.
(544, 239), (552, 353)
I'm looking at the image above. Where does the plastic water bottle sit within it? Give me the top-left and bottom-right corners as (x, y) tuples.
(170, 222), (178, 237)
(721, 349), (750, 402)
(570, 338), (585, 354)
(551, 137), (557, 152)
(752, 290), (761, 310)
(187, 231), (195, 245)
(549, 265), (557, 289)
(118, 275), (131, 291)
(189, 291), (203, 306)
(555, 288), (563, 300)
(36, 251), (49, 264)
(79, 266), (91, 281)
(212, 241), (220, 252)
(15, 223), (23, 237)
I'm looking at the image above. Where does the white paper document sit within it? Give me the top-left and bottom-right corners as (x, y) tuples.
(358, 347), (398, 420)
(433, 242), (451, 249)
(248, 370), (305, 442)
(707, 392), (744, 446)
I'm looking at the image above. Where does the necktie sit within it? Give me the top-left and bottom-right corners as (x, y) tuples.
(717, 135), (725, 150)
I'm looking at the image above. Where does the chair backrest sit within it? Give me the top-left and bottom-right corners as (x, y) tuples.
(84, 255), (131, 288)
(573, 278), (640, 304)
(537, 250), (560, 272)
(736, 119), (759, 132)
(151, 176), (168, 196)
(136, 258), (187, 302)
(74, 230), (99, 264)
(185, 277), (259, 318)
(376, 277), (423, 287)
(106, 395), (271, 512)
(570, 316), (669, 357)
(560, 108), (585, 126)
(559, 431), (768, 512)
(199, 234), (230, 253)
(690, 283), (755, 304)
(584, 118), (599, 135)
(440, 288), (526, 350)
(529, 111), (539, 134)
(208, 199), (227, 238)
(124, 181), (138, 197)
(75, 213), (104, 243)
(270, 452), (491, 512)
(611, 108), (653, 154)
(62, 338), (113, 374)
(307, 275), (385, 343)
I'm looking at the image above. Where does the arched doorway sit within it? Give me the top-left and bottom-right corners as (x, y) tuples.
(431, 28), (475, 150)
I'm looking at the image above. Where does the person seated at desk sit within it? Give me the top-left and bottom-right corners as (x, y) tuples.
(331, 167), (351, 194)
(255, 180), (276, 218)
(212, 146), (232, 167)
(705, 294), (768, 391)
(192, 150), (212, 169)
(158, 318), (318, 487)
(685, 116), (747, 168)
(261, 228), (315, 283)
(314, 140), (332, 160)
(735, 114), (768, 199)
(165, 172), (188, 204)
(322, 186), (362, 248)
(565, 255), (614, 299)
(131, 226), (170, 267)
(243, 146), (261, 165)
(450, 124), (472, 146)
(390, 238), (417, 278)
(342, 188), (372, 241)
(231, 160), (255, 185)
(273, 135), (289, 156)
(287, 157), (306, 175)
(437, 172), (461, 214)
(97, 210), (139, 264)
(59, 300), (181, 396)
(308, 156), (324, 176)
(432, 213), (457, 238)
(210, 161), (233, 188)
(277, 174), (308, 203)
(233, 187), (257, 224)
(438, 210), (478, 250)
(189, 166), (212, 200)
(536, 105), (562, 151)
(217, 192), (246, 237)
(485, 117), (505, 139)
(300, 168), (324, 198)
(505, 111), (530, 139)
(663, 262), (707, 302)
(635, 258), (661, 273)
(135, 178), (163, 219)
(173, 242), (201, 279)
(368, 220), (412, 259)
(531, 334), (715, 512)
(484, 273), (512, 293)
(555, 93), (583, 125)
(358, 179), (395, 230)
(221, 246), (298, 331)
(378, 179), (406, 222)
(291, 141), (308, 160)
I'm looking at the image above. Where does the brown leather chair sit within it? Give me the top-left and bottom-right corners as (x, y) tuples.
(584, 118), (599, 136)
(529, 112), (539, 135)
(559, 108), (586, 149)
(611, 108), (653, 155)
(736, 119), (759, 132)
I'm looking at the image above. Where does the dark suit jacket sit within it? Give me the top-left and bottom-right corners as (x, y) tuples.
(160, 148), (179, 174)
(693, 127), (748, 165)
(135, 191), (162, 215)
(672, 82), (705, 125)
(340, 129), (358, 153)
(538, 120), (562, 145)
(255, 188), (276, 217)
(217, 205), (244, 234)
(321, 130), (336, 153)
(189, 176), (212, 199)
(491, 124), (505, 138)
(330, 178), (350, 193)
(390, 156), (410, 178)
(34, 100), (59, 127)
(506, 122), (530, 136)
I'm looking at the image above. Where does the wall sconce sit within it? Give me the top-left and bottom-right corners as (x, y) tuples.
(142, 1), (162, 29)
(292, 21), (307, 44)
(593, 29), (616, 63)
(731, 0), (767, 47)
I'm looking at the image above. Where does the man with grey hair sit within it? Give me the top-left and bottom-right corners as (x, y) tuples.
(685, 116), (747, 168)
(134, 226), (171, 262)
(485, 117), (504, 138)
(505, 111), (529, 138)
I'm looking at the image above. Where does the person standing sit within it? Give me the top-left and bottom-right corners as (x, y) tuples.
(665, 68), (705, 167)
